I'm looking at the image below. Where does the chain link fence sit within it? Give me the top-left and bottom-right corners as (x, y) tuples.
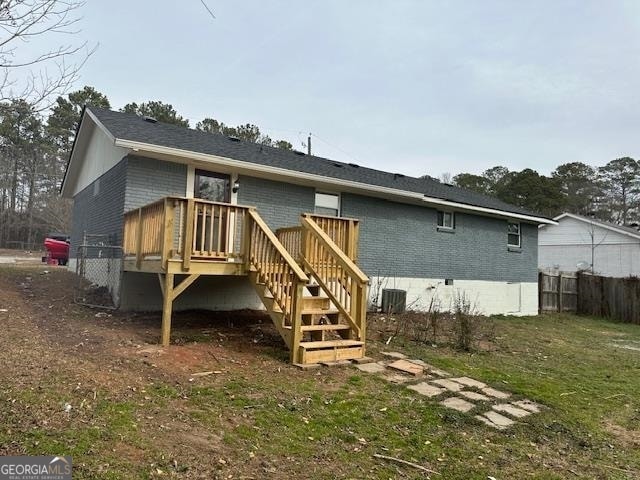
(74, 235), (122, 309)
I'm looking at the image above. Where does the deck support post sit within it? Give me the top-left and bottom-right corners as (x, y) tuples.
(161, 273), (175, 346)
(160, 273), (201, 347)
(289, 279), (305, 364)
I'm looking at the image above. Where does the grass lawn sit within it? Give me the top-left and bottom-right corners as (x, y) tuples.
(0, 266), (639, 479)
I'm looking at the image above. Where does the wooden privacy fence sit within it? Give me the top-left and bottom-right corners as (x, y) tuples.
(577, 273), (640, 325)
(538, 272), (578, 313)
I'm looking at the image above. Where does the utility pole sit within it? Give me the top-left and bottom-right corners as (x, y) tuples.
(307, 134), (311, 155)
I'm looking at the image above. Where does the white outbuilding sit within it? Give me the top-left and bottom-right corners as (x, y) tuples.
(538, 213), (640, 277)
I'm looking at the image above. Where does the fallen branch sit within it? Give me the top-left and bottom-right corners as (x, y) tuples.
(373, 453), (439, 475)
(604, 393), (626, 400)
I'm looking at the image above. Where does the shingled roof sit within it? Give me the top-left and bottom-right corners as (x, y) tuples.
(87, 107), (548, 220)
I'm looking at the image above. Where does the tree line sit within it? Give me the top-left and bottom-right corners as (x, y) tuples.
(1, 81), (636, 250)
(449, 158), (639, 224)
(0, 85), (293, 249)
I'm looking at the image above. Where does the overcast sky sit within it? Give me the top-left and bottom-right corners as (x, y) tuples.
(54, 1), (640, 176)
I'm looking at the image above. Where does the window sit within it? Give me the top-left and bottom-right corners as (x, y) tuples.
(195, 170), (230, 202)
(445, 278), (454, 286)
(437, 211), (455, 229)
(315, 192), (340, 216)
(508, 222), (521, 247)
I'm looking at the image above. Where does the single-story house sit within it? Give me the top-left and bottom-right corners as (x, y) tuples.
(539, 212), (640, 277)
(61, 106), (553, 364)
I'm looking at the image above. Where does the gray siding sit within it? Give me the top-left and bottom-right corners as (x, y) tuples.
(124, 155), (187, 211)
(238, 175), (315, 230)
(70, 159), (127, 256)
(341, 193), (538, 283)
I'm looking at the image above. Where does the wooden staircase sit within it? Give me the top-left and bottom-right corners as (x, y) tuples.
(122, 197), (367, 365)
(246, 211), (368, 365)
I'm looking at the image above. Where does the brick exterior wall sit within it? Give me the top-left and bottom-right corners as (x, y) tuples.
(341, 193), (538, 283)
(237, 175), (315, 230)
(71, 157), (538, 290)
(70, 158), (127, 257)
(237, 177), (537, 283)
(124, 155), (187, 211)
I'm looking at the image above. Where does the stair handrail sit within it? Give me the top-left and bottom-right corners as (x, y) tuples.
(246, 210), (308, 283)
(301, 216), (368, 283)
(300, 215), (368, 339)
(245, 210), (309, 362)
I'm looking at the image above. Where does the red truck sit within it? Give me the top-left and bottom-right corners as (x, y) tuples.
(43, 233), (70, 266)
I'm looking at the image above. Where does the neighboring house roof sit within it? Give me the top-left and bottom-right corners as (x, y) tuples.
(62, 106), (555, 224)
(545, 212), (640, 241)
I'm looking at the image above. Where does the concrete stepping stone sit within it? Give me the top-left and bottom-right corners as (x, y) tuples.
(388, 359), (424, 376)
(383, 373), (413, 384)
(458, 390), (491, 402)
(407, 382), (446, 398)
(406, 358), (427, 366)
(431, 378), (464, 392)
(481, 387), (511, 399)
(420, 363), (451, 377)
(381, 351), (407, 360)
(451, 376), (487, 389)
(440, 396), (475, 413)
(492, 403), (531, 418)
(355, 362), (387, 374)
(476, 411), (515, 430)
(512, 399), (541, 413)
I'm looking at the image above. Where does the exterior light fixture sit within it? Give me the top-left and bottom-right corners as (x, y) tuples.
(232, 180), (240, 193)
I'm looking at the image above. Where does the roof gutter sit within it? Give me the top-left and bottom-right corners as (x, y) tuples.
(114, 138), (556, 225)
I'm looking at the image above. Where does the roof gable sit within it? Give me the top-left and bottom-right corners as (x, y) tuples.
(550, 212), (640, 241)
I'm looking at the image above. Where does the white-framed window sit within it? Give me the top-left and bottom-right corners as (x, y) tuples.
(508, 222), (521, 247)
(437, 210), (455, 229)
(315, 191), (340, 217)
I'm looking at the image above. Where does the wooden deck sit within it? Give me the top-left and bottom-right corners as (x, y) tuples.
(121, 197), (369, 365)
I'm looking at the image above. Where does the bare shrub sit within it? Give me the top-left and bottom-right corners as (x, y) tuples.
(452, 291), (476, 351)
(367, 290), (494, 350)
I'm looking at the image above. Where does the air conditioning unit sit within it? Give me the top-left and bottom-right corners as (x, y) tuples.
(381, 289), (407, 314)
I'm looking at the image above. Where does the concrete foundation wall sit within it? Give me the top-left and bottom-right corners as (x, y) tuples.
(119, 273), (263, 312)
(370, 276), (538, 316)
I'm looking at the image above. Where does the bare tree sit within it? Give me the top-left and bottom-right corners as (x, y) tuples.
(0, 0), (95, 109)
(439, 172), (452, 184)
(583, 218), (609, 274)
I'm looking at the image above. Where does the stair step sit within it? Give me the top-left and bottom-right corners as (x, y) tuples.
(302, 296), (331, 309)
(299, 339), (364, 349)
(300, 324), (351, 332)
(305, 284), (321, 295)
(301, 308), (340, 316)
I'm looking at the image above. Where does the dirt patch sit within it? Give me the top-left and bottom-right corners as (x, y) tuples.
(0, 266), (375, 479)
(604, 421), (640, 448)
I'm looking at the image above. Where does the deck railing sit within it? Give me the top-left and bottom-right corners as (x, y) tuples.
(303, 214), (360, 262)
(123, 197), (252, 269)
(275, 226), (303, 262)
(300, 215), (368, 341)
